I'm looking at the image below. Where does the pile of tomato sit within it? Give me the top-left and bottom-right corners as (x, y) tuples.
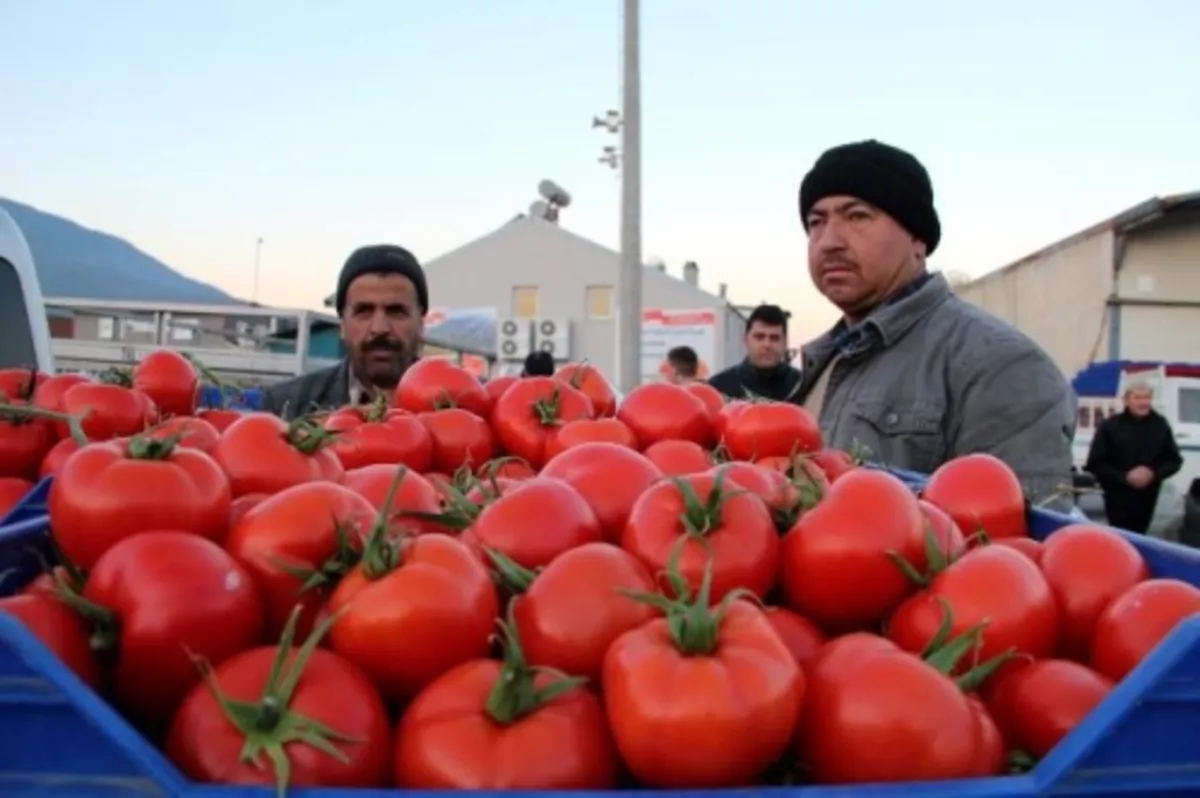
(2, 351), (1200, 794)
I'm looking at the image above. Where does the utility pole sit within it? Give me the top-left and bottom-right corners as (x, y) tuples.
(616, 0), (642, 393)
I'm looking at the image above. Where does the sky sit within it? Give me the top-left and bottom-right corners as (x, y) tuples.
(3, 0), (1198, 342)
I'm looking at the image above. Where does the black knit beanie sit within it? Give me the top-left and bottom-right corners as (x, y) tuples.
(335, 244), (429, 315)
(799, 140), (941, 255)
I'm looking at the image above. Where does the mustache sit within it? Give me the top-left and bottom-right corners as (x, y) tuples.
(363, 337), (405, 352)
(820, 255), (859, 270)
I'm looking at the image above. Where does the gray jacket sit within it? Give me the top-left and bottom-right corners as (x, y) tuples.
(260, 361), (350, 420)
(798, 273), (1077, 505)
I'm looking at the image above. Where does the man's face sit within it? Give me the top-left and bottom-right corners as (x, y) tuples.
(805, 195), (926, 319)
(746, 321), (787, 369)
(1125, 388), (1154, 417)
(340, 273), (423, 390)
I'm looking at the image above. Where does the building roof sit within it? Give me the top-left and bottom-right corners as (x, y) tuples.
(961, 192), (1200, 289)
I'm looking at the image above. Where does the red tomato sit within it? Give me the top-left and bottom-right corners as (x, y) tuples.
(1090, 578), (1200, 681)
(484, 375), (518, 408)
(463, 478), (603, 569)
(800, 645), (980, 783)
(991, 536), (1045, 563)
(966, 695), (1006, 777)
(229, 493), (269, 527)
(167, 621), (392, 791)
(491, 377), (594, 469)
(985, 659), (1113, 758)
(0, 403), (56, 480)
(145, 416), (222, 454)
(555, 362), (618, 419)
(417, 408), (496, 475)
(540, 442), (663, 543)
(505, 542), (657, 682)
(643, 439), (714, 476)
(780, 469), (926, 632)
(132, 350), (199, 418)
(764, 606), (827, 675)
(713, 461), (800, 528)
(683, 381), (725, 420)
(722, 402), (822, 461)
(213, 413), (344, 497)
(0, 367), (44, 401)
(0, 592), (101, 688)
(395, 629), (617, 789)
(888, 545), (1059, 670)
(0, 477), (33, 520)
(31, 373), (90, 413)
(808, 448), (857, 483)
(1039, 524), (1148, 659)
(478, 457), (537, 481)
(544, 417), (637, 460)
(919, 499), (966, 561)
(38, 437), (79, 478)
(49, 437), (232, 570)
(342, 464), (445, 536)
(395, 359), (489, 417)
(617, 383), (714, 448)
(623, 471), (778, 600)
(923, 453), (1028, 539)
(329, 531), (498, 701)
(323, 404), (434, 472)
(604, 599), (802, 787)
(225, 482), (379, 641)
(197, 408), (243, 432)
(60, 382), (157, 441)
(82, 531), (263, 726)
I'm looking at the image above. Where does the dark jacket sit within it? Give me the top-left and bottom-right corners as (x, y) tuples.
(708, 360), (804, 403)
(261, 361), (351, 420)
(1085, 409), (1182, 499)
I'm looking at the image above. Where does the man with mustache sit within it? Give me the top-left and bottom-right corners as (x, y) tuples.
(795, 140), (1075, 505)
(262, 244), (427, 419)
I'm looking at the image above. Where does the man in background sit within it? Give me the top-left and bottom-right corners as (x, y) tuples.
(1086, 380), (1183, 533)
(708, 304), (803, 402)
(663, 345), (701, 385)
(263, 244), (426, 418)
(521, 351), (555, 377)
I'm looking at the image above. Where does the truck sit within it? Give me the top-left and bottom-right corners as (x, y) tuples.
(0, 205), (54, 374)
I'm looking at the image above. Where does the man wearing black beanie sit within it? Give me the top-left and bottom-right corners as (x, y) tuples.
(794, 140), (1076, 506)
(262, 244), (428, 418)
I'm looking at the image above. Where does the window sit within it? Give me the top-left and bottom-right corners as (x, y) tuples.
(0, 258), (36, 368)
(512, 286), (539, 318)
(585, 285), (613, 319)
(1179, 387), (1200, 424)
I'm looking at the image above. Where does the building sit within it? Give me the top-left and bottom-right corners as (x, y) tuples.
(956, 192), (1200, 378)
(333, 215), (749, 382)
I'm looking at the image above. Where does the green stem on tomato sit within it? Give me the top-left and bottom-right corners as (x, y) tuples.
(485, 549), (538, 594)
(0, 400), (90, 448)
(482, 608), (586, 726)
(359, 465), (414, 581)
(284, 416), (336, 455)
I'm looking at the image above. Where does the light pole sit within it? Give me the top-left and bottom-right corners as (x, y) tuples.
(253, 237), (264, 304)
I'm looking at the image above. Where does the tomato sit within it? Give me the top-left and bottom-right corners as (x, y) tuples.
(225, 482), (378, 640)
(323, 404), (433, 472)
(1090, 578), (1200, 681)
(145, 415), (222, 454)
(61, 382), (157, 441)
(499, 542), (656, 682)
(623, 471), (778, 600)
(132, 350), (199, 418)
(722, 402), (822, 461)
(617, 383), (714, 448)
(985, 659), (1113, 758)
(799, 645), (980, 783)
(754, 454), (832, 505)
(463, 478), (603, 569)
(491, 377), (594, 469)
(484, 375), (518, 408)
(31, 373), (91, 413)
(780, 469), (926, 632)
(417, 408), (496, 475)
(0, 476), (33, 520)
(544, 417), (637, 460)
(478, 457), (537, 480)
(764, 606), (827, 675)
(923, 453), (1028, 539)
(213, 413), (344, 497)
(329, 525), (498, 701)
(966, 695), (1006, 777)
(38, 437), (79, 478)
(540, 442), (663, 544)
(0, 592), (101, 688)
(603, 596), (802, 787)
(0, 367), (44, 401)
(343, 464), (445, 536)
(0, 403), (56, 480)
(888, 545), (1058, 671)
(229, 493), (268, 527)
(919, 499), (966, 560)
(167, 615), (392, 791)
(395, 624), (617, 789)
(79, 531), (263, 726)
(808, 448), (857, 483)
(49, 436), (232, 570)
(395, 359), (489, 417)
(1039, 523), (1148, 660)
(992, 536), (1044, 563)
(713, 461), (801, 529)
(643, 439), (714, 476)
(555, 362), (617, 419)
(683, 381), (725, 419)
(197, 407), (243, 432)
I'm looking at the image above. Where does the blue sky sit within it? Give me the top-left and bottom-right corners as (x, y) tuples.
(3, 0), (1197, 340)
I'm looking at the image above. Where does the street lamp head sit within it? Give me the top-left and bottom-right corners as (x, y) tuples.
(538, 180), (572, 208)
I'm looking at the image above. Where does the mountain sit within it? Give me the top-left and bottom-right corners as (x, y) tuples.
(0, 198), (243, 304)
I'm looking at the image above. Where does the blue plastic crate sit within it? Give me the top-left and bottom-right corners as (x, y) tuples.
(1, 481), (1199, 796)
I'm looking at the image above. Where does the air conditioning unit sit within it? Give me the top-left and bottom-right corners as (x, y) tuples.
(532, 318), (572, 360)
(495, 318), (533, 361)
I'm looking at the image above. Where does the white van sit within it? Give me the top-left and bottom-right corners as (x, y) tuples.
(0, 206), (54, 373)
